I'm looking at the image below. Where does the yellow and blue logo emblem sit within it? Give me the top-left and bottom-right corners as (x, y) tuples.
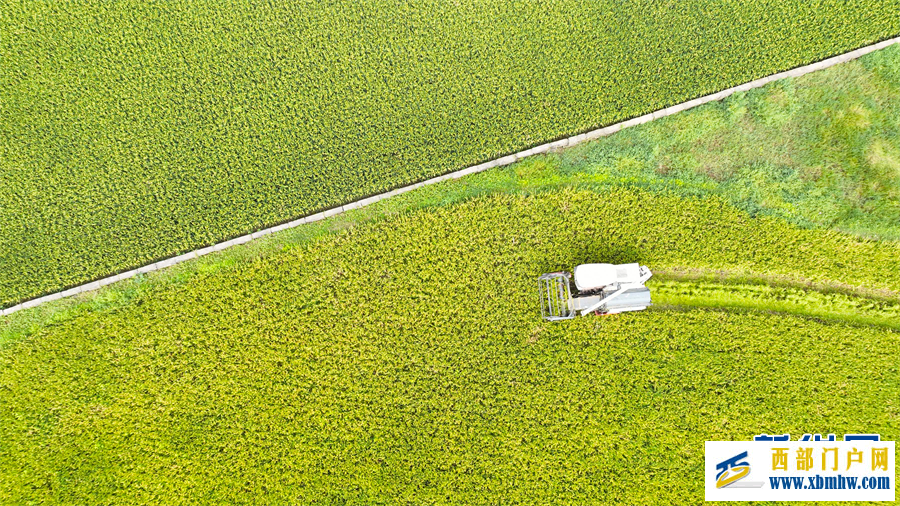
(716, 451), (751, 488)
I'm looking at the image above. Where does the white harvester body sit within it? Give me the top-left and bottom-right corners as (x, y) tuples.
(538, 263), (652, 321)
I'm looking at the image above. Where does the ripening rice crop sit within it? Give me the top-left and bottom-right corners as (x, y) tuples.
(2, 188), (898, 504)
(2, 0), (899, 306)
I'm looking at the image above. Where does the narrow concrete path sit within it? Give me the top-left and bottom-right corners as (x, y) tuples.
(3, 36), (899, 317)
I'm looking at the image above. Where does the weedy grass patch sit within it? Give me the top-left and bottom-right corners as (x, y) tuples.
(553, 43), (900, 241)
(2, 188), (899, 504)
(3, 0), (900, 306)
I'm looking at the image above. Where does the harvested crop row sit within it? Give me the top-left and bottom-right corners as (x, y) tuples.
(3, 0), (900, 306)
(651, 279), (900, 330)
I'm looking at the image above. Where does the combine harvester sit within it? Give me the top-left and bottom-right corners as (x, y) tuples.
(538, 263), (652, 321)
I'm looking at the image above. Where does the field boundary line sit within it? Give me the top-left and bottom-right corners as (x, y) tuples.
(3, 36), (899, 317)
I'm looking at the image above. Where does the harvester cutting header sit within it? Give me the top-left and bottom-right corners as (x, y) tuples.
(538, 263), (652, 321)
